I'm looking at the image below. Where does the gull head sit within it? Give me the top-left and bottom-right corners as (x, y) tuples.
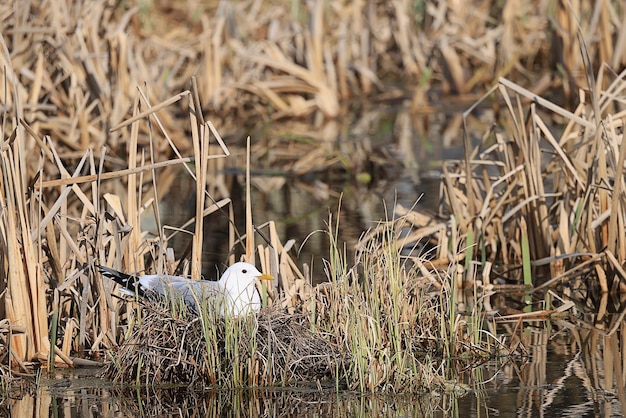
(218, 262), (274, 315)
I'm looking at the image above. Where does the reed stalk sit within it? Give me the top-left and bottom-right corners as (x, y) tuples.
(2, 0), (625, 396)
(307, 204), (489, 392)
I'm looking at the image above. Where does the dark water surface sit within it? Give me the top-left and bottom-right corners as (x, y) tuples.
(13, 376), (440, 416)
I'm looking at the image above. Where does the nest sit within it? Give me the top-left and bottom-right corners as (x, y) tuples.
(103, 302), (339, 387)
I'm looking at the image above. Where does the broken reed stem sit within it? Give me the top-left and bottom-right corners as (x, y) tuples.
(190, 84), (206, 280)
(109, 90), (191, 132)
(34, 157), (194, 189)
(127, 93), (142, 274)
(245, 136), (254, 263)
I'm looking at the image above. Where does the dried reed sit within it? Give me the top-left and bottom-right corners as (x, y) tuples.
(1, 0), (625, 394)
(103, 300), (338, 387)
(397, 68), (626, 312)
(1, 1), (623, 145)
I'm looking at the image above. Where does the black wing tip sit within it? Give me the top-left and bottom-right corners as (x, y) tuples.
(96, 265), (137, 289)
(97, 266), (148, 298)
(96, 264), (128, 277)
(95, 264), (114, 276)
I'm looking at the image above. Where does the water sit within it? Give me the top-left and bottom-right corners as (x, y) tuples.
(31, 380), (444, 416)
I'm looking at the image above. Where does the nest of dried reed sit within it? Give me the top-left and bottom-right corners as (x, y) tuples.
(104, 301), (339, 387)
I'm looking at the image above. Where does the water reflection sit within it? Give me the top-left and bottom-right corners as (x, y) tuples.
(5, 378), (444, 417)
(455, 317), (626, 417)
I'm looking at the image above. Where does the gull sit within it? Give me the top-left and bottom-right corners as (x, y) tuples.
(97, 262), (274, 316)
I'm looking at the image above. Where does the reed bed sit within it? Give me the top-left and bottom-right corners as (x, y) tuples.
(101, 206), (492, 392)
(1, 0), (624, 147)
(0, 60), (484, 391)
(395, 68), (626, 314)
(1, 0), (625, 396)
(99, 63), (626, 390)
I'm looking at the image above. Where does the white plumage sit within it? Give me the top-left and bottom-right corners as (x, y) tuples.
(97, 262), (274, 316)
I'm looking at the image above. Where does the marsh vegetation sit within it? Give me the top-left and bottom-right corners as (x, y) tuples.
(1, 0), (626, 414)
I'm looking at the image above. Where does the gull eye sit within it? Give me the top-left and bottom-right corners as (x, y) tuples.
(242, 269), (248, 274)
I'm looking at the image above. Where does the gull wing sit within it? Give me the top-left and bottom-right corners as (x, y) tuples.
(144, 276), (225, 310)
(98, 265), (227, 312)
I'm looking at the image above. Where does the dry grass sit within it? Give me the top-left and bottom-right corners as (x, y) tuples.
(396, 69), (626, 314)
(102, 209), (488, 392)
(1, 0), (625, 395)
(1, 1), (624, 148)
(104, 302), (338, 387)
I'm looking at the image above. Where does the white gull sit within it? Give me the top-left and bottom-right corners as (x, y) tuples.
(97, 262), (274, 316)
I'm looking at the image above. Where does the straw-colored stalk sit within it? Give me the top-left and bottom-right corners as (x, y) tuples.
(399, 67), (626, 294)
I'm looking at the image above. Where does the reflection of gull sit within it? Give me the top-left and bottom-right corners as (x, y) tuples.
(98, 262), (274, 316)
